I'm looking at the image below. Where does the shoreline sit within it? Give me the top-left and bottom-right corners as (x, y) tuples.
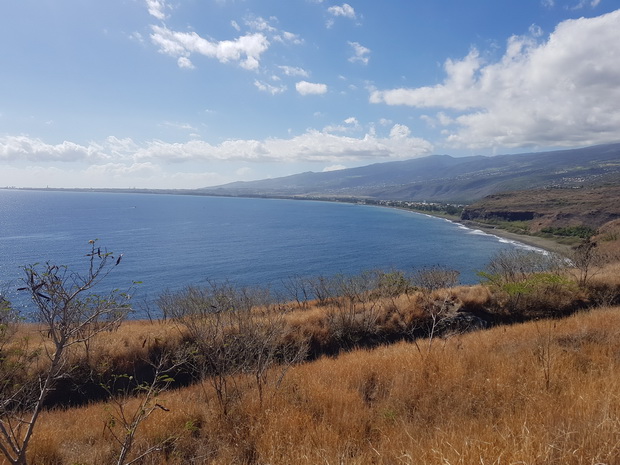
(457, 220), (572, 256)
(371, 203), (572, 257)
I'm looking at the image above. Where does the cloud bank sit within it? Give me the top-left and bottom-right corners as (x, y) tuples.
(0, 124), (432, 167)
(370, 9), (620, 149)
(0, 126), (433, 188)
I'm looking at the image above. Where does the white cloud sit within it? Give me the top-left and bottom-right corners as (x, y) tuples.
(326, 3), (357, 27)
(145, 0), (168, 20)
(389, 124), (411, 139)
(370, 9), (620, 149)
(150, 25), (270, 70)
(296, 80), (328, 95)
(348, 41), (370, 65)
(254, 80), (287, 94)
(85, 162), (160, 178)
(177, 56), (195, 69)
(105, 136), (139, 155)
(245, 16), (277, 33)
(543, 0), (601, 10)
(0, 163), (228, 189)
(245, 17), (302, 45)
(235, 166), (253, 177)
(327, 3), (356, 19)
(0, 136), (106, 162)
(130, 32), (144, 43)
(571, 0), (602, 9)
(161, 121), (198, 131)
(437, 112), (454, 126)
(323, 164), (346, 172)
(132, 126), (432, 163)
(420, 112), (454, 129)
(279, 31), (303, 45)
(322, 117), (360, 134)
(529, 24), (543, 37)
(370, 48), (483, 110)
(0, 128), (433, 188)
(278, 65), (309, 77)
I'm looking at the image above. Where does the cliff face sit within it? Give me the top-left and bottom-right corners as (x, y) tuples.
(461, 186), (620, 232)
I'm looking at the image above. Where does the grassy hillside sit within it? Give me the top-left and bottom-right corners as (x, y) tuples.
(2, 250), (620, 464)
(11, 302), (620, 464)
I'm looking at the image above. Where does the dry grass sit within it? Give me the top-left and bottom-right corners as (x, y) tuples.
(9, 304), (620, 465)
(7, 319), (183, 373)
(4, 262), (616, 391)
(4, 250), (620, 464)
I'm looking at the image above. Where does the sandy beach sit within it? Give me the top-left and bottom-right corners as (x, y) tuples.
(458, 220), (572, 256)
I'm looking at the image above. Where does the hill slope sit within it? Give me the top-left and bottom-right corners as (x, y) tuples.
(461, 186), (620, 233)
(202, 143), (620, 202)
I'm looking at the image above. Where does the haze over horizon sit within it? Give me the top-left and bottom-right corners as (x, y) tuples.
(1, 1), (620, 189)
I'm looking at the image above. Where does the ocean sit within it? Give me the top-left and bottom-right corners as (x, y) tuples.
(0, 189), (538, 317)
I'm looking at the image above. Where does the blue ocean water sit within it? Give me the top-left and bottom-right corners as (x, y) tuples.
(0, 190), (537, 316)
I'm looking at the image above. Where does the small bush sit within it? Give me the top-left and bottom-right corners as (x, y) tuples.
(411, 266), (459, 292)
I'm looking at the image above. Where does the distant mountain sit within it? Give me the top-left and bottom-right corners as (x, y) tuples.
(202, 143), (620, 203)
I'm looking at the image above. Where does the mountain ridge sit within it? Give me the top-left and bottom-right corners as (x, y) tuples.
(202, 143), (620, 203)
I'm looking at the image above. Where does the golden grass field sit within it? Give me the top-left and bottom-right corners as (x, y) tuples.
(17, 304), (620, 465)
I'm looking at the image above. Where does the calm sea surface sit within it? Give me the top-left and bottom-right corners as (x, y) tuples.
(0, 190), (538, 316)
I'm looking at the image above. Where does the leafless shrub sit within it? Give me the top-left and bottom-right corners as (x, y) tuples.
(159, 282), (306, 415)
(103, 347), (188, 465)
(306, 276), (337, 306)
(412, 266), (460, 292)
(281, 275), (313, 309)
(0, 241), (131, 465)
(571, 238), (604, 287)
(409, 267), (460, 352)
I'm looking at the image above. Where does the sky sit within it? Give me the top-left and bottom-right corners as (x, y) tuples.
(1, 0), (620, 189)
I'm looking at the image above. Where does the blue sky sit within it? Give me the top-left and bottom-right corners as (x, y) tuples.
(1, 0), (619, 189)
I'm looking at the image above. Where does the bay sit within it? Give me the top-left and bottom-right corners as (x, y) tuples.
(0, 189), (536, 317)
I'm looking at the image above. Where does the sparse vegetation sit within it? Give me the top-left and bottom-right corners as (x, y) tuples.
(7, 304), (620, 464)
